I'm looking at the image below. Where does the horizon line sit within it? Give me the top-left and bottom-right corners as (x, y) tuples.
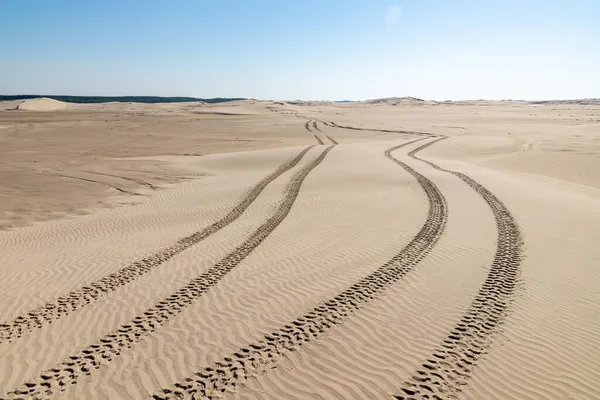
(1, 94), (599, 103)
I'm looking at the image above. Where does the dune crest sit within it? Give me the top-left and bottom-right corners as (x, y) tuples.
(16, 97), (68, 111)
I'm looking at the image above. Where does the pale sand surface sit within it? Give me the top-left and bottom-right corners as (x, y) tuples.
(0, 98), (599, 399)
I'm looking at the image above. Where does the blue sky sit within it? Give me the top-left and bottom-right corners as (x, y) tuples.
(1, 0), (598, 100)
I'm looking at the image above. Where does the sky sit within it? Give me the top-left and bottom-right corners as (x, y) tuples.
(1, 0), (599, 100)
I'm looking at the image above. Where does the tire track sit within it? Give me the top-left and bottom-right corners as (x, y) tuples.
(150, 138), (449, 399)
(5, 146), (335, 400)
(303, 119), (327, 145)
(394, 138), (523, 399)
(314, 120), (339, 145)
(0, 146), (315, 345)
(311, 120), (321, 133)
(310, 120), (337, 145)
(267, 106), (331, 145)
(304, 120), (313, 133)
(322, 120), (433, 137)
(324, 133), (338, 145)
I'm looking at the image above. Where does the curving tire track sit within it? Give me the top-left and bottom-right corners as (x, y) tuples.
(324, 133), (339, 145)
(313, 134), (325, 145)
(311, 120), (321, 132)
(304, 120), (313, 133)
(269, 107), (333, 146)
(4, 146), (335, 400)
(0, 146), (315, 345)
(149, 138), (449, 399)
(303, 120), (327, 145)
(312, 120), (338, 144)
(394, 138), (523, 399)
(322, 120), (433, 137)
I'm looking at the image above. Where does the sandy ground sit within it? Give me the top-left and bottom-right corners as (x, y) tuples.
(0, 97), (599, 399)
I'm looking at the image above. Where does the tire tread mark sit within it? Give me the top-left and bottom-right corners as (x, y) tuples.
(304, 120), (313, 133)
(149, 138), (449, 399)
(313, 120), (337, 144)
(304, 120), (327, 145)
(6, 145), (335, 399)
(394, 138), (524, 399)
(311, 120), (322, 133)
(323, 120), (433, 137)
(0, 146), (315, 344)
(324, 134), (339, 145)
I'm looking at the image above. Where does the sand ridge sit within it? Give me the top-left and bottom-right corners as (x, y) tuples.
(15, 97), (68, 111)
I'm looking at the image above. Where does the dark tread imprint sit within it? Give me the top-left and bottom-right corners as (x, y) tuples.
(312, 120), (337, 144)
(304, 120), (313, 133)
(267, 107), (332, 145)
(149, 138), (449, 399)
(311, 120), (322, 132)
(394, 138), (524, 400)
(324, 134), (339, 145)
(322, 120), (433, 137)
(304, 119), (328, 145)
(4, 146), (335, 400)
(0, 146), (315, 345)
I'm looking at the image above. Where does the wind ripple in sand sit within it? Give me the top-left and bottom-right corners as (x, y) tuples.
(4, 146), (334, 399)
(0, 146), (314, 345)
(149, 138), (448, 399)
(395, 138), (524, 399)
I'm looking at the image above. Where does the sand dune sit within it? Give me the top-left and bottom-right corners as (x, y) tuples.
(362, 96), (428, 106)
(15, 97), (68, 111)
(0, 100), (599, 399)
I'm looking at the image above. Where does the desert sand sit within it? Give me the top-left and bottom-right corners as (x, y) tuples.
(0, 97), (599, 399)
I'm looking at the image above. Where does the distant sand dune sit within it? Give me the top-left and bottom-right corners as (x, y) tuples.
(16, 97), (68, 111)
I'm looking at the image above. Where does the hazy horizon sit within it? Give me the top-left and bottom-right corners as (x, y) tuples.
(2, 0), (599, 101)
(2, 95), (600, 103)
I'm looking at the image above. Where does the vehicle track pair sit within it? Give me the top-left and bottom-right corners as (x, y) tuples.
(150, 137), (449, 398)
(4, 145), (335, 399)
(0, 145), (317, 344)
(322, 120), (433, 137)
(303, 119), (324, 145)
(394, 139), (523, 399)
(152, 137), (523, 399)
(264, 106), (336, 145)
(5, 135), (524, 399)
(303, 119), (337, 145)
